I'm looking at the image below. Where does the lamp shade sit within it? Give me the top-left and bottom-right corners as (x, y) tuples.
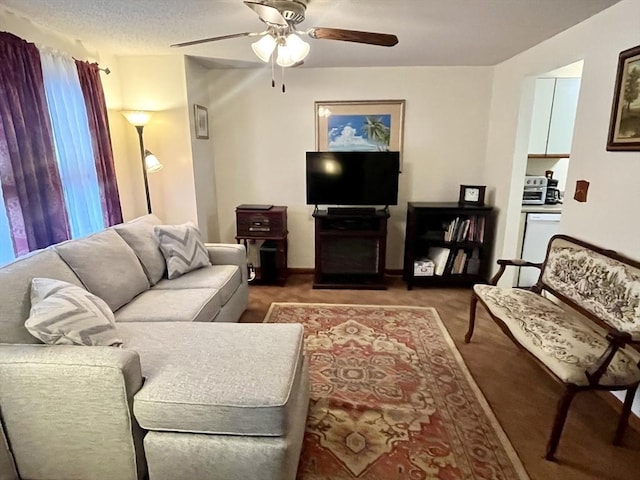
(285, 33), (310, 63)
(144, 150), (163, 173)
(251, 34), (277, 62)
(121, 110), (152, 127)
(276, 34), (310, 67)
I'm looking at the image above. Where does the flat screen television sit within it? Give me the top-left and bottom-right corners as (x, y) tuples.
(306, 151), (400, 206)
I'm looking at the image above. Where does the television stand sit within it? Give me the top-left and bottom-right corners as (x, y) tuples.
(327, 206), (377, 216)
(312, 209), (390, 290)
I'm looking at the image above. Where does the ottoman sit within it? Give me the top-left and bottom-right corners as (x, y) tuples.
(117, 322), (310, 480)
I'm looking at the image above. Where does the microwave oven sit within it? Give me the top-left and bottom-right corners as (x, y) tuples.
(522, 176), (547, 205)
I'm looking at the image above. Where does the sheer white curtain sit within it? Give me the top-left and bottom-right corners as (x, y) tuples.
(0, 180), (14, 265)
(39, 48), (104, 238)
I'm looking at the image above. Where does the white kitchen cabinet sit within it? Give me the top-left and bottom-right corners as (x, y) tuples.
(528, 77), (581, 156)
(529, 78), (555, 155)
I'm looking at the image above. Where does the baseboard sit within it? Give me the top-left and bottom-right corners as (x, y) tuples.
(287, 268), (315, 275)
(385, 269), (404, 276)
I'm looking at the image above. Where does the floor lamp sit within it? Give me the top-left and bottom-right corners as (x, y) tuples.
(121, 111), (163, 214)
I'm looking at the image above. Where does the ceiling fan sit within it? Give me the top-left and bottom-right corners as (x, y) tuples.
(171, 0), (399, 69)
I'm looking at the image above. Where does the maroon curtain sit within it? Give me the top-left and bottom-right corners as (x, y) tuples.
(75, 60), (123, 226)
(0, 32), (70, 254)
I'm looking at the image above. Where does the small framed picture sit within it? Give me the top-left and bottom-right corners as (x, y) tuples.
(194, 104), (209, 139)
(459, 185), (486, 206)
(607, 44), (640, 151)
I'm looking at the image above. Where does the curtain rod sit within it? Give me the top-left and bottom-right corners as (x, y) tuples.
(71, 56), (111, 75)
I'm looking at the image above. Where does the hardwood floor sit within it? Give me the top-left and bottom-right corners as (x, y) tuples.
(241, 274), (640, 480)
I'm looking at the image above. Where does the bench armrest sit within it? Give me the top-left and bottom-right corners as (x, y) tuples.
(0, 345), (144, 480)
(205, 243), (249, 284)
(586, 330), (635, 385)
(489, 258), (543, 285)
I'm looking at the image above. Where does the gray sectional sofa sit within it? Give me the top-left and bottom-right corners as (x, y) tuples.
(0, 215), (309, 480)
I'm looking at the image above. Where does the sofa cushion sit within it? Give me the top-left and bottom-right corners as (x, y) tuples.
(154, 223), (211, 280)
(121, 322), (304, 436)
(114, 289), (221, 323)
(0, 249), (85, 344)
(55, 230), (150, 312)
(113, 215), (166, 286)
(25, 278), (122, 347)
(474, 284), (640, 387)
(153, 265), (241, 306)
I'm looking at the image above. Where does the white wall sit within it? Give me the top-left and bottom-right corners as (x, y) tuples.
(185, 57), (219, 241)
(208, 66), (494, 269)
(485, 0), (640, 287)
(115, 55), (198, 225)
(560, 3), (640, 253)
(484, 0), (640, 412)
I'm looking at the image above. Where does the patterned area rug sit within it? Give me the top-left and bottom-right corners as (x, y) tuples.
(264, 303), (529, 480)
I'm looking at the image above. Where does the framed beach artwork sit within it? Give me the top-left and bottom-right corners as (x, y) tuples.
(315, 100), (405, 169)
(607, 44), (640, 151)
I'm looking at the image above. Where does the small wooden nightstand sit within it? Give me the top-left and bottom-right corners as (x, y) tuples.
(235, 205), (288, 286)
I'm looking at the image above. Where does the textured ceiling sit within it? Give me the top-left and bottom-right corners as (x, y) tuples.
(0, 0), (622, 68)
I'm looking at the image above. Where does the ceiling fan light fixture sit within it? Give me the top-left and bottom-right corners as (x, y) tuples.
(284, 33), (310, 62)
(251, 34), (277, 62)
(276, 34), (309, 67)
(276, 43), (295, 67)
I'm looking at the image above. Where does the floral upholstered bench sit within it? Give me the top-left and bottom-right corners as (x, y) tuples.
(465, 234), (640, 460)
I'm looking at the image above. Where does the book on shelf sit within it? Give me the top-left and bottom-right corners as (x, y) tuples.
(476, 216), (485, 242)
(427, 247), (450, 276)
(443, 249), (457, 275)
(466, 248), (481, 275)
(441, 216), (479, 243)
(452, 249), (468, 274)
(444, 218), (457, 242)
(456, 219), (471, 242)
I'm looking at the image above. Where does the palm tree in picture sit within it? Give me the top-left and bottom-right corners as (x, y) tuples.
(362, 116), (391, 151)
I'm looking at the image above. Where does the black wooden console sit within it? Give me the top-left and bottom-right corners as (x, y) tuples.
(312, 208), (389, 290)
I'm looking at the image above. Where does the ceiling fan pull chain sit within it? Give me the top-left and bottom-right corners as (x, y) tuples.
(281, 65), (286, 93)
(271, 53), (275, 88)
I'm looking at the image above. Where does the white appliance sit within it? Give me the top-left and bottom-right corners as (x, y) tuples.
(522, 176), (548, 205)
(518, 213), (561, 287)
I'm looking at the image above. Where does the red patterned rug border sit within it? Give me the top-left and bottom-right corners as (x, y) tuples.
(264, 302), (530, 480)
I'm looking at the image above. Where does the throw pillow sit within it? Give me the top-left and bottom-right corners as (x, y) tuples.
(154, 223), (211, 280)
(54, 229), (150, 312)
(25, 278), (123, 347)
(113, 214), (166, 286)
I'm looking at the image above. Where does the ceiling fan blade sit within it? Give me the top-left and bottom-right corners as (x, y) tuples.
(308, 28), (398, 47)
(171, 32), (257, 48)
(244, 1), (288, 26)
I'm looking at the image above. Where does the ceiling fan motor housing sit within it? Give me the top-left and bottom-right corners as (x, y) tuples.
(267, 0), (307, 24)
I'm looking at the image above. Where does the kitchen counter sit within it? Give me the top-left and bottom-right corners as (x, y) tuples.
(521, 204), (563, 213)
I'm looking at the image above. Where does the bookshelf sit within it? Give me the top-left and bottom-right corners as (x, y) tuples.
(403, 202), (495, 289)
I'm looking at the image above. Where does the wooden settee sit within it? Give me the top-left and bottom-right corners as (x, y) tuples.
(466, 234), (640, 460)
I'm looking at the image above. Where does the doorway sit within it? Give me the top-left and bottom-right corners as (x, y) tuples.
(508, 60), (584, 286)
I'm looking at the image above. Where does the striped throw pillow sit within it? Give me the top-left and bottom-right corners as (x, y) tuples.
(154, 223), (211, 280)
(25, 278), (123, 347)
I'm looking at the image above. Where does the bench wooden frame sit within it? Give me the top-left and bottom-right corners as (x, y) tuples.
(465, 234), (640, 461)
